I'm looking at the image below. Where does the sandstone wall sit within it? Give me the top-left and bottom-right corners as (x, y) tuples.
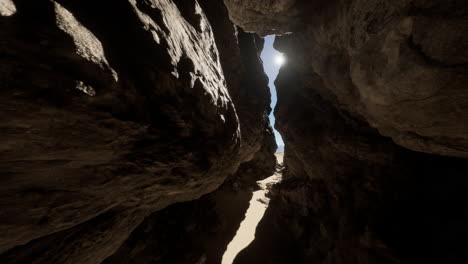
(224, 0), (468, 263)
(0, 0), (276, 263)
(103, 0), (277, 262)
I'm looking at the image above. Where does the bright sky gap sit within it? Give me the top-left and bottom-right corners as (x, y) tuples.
(221, 35), (285, 264)
(261, 35), (285, 151)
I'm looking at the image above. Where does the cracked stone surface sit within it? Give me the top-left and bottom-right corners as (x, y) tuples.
(2, 0), (467, 263)
(224, 0), (468, 263)
(225, 0), (468, 158)
(0, 0), (275, 263)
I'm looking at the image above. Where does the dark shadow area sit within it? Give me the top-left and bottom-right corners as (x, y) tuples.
(235, 61), (468, 264)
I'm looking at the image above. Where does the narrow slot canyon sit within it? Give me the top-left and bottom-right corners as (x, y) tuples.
(1, 1), (468, 264)
(222, 153), (283, 264)
(222, 35), (285, 264)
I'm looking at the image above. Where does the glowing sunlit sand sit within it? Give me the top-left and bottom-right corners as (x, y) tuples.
(0, 0), (17, 16)
(222, 153), (283, 264)
(222, 35), (285, 264)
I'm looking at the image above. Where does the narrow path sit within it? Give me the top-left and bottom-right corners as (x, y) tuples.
(221, 153), (284, 264)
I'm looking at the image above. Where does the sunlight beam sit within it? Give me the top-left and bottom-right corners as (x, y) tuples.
(274, 54), (285, 66)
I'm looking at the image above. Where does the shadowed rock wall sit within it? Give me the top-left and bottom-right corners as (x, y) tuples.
(103, 0), (277, 262)
(225, 0), (468, 157)
(3, 0), (466, 262)
(223, 0), (468, 263)
(0, 0), (275, 263)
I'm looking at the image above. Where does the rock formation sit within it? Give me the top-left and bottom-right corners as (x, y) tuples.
(2, 0), (467, 263)
(225, 0), (468, 158)
(103, 0), (277, 263)
(223, 0), (468, 263)
(0, 0), (275, 263)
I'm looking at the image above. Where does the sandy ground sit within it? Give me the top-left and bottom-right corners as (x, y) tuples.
(221, 152), (284, 264)
(275, 152), (284, 164)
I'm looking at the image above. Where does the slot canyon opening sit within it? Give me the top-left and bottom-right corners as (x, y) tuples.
(221, 35), (285, 264)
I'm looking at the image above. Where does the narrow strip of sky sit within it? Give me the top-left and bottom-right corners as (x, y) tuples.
(261, 35), (285, 151)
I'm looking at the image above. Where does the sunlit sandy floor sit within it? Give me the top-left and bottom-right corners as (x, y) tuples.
(221, 153), (283, 264)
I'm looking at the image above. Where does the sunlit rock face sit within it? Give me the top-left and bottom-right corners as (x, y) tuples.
(103, 0), (277, 262)
(224, 0), (468, 263)
(0, 0), (275, 263)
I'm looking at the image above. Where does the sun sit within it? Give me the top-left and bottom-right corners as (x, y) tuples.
(274, 54), (285, 66)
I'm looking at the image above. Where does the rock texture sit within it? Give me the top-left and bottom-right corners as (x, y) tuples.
(226, 0), (468, 158)
(223, 0), (468, 263)
(236, 66), (468, 263)
(3, 0), (466, 262)
(103, 0), (277, 262)
(102, 143), (276, 264)
(0, 0), (275, 263)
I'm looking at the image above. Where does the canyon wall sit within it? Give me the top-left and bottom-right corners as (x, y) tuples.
(2, 0), (466, 263)
(103, 0), (277, 262)
(224, 0), (468, 263)
(0, 0), (275, 263)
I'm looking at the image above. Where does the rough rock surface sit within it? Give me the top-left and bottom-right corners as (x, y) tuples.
(225, 0), (468, 158)
(103, 143), (276, 264)
(223, 0), (468, 263)
(236, 66), (468, 263)
(201, 0), (274, 165)
(0, 0), (275, 263)
(103, 0), (277, 262)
